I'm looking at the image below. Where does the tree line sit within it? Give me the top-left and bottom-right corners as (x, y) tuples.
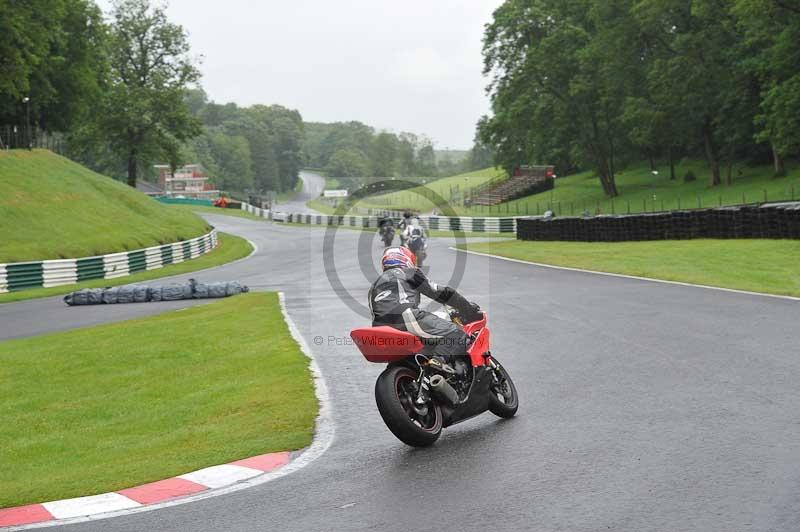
(304, 121), (493, 179)
(182, 90), (303, 195)
(0, 0), (305, 194)
(479, 0), (800, 196)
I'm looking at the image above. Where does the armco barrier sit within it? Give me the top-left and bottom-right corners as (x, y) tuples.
(239, 201), (520, 233)
(0, 230), (217, 293)
(284, 212), (519, 233)
(516, 202), (800, 242)
(241, 202), (272, 220)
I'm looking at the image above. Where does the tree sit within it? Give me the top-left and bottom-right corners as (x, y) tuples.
(96, 0), (201, 187)
(0, 0), (107, 134)
(325, 148), (370, 177)
(396, 132), (419, 176)
(415, 139), (437, 177)
(0, 0), (57, 119)
(229, 113), (279, 193)
(206, 130), (253, 191)
(369, 132), (398, 176)
(733, 0), (800, 174)
(306, 121), (374, 169)
(633, 0), (748, 186)
(480, 0), (629, 196)
(257, 105), (304, 191)
(466, 141), (494, 171)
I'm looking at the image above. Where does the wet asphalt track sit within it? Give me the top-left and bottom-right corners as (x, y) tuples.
(2, 207), (800, 531)
(277, 170), (325, 214)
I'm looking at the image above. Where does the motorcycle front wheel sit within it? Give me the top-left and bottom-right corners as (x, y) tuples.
(375, 365), (442, 446)
(487, 356), (519, 418)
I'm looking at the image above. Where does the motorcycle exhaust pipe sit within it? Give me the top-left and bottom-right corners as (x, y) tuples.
(429, 374), (459, 406)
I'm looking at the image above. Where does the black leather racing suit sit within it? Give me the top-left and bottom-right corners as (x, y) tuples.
(368, 266), (477, 362)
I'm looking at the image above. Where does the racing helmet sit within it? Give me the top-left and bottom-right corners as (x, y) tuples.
(381, 246), (416, 270)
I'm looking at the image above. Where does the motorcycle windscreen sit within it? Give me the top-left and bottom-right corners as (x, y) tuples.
(350, 326), (424, 363)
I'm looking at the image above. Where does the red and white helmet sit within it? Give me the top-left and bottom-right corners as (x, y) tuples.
(381, 246), (416, 270)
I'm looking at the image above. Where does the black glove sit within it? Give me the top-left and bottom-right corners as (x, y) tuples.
(460, 301), (482, 323)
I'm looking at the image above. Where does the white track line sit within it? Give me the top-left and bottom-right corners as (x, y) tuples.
(451, 246), (800, 302)
(7, 291), (334, 531)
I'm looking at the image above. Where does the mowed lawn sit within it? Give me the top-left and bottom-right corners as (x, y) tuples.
(0, 292), (317, 508)
(309, 167), (505, 214)
(0, 150), (210, 262)
(353, 160), (799, 217)
(470, 160), (800, 218)
(0, 232), (253, 304)
(462, 239), (800, 298)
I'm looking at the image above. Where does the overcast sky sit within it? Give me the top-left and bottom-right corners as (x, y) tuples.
(96, 0), (503, 149)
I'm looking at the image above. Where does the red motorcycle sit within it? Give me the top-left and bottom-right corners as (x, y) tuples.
(350, 309), (518, 446)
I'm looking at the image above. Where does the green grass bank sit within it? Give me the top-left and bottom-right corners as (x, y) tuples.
(306, 167), (505, 215)
(0, 292), (317, 508)
(361, 160), (799, 217)
(461, 239), (800, 298)
(0, 150), (210, 262)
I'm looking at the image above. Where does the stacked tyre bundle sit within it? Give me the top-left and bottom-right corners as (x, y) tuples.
(64, 279), (248, 306)
(516, 201), (800, 242)
(778, 203), (800, 238)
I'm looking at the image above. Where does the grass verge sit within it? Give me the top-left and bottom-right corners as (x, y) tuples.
(305, 197), (334, 214)
(359, 160), (800, 217)
(308, 168), (505, 215)
(275, 178), (304, 202)
(0, 292), (316, 508)
(168, 204), (267, 222)
(0, 150), (210, 262)
(0, 232), (253, 304)
(461, 239), (800, 298)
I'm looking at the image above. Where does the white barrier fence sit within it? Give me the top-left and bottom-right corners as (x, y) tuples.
(240, 203), (519, 233)
(0, 230), (218, 294)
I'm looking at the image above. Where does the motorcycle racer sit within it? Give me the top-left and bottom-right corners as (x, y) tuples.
(368, 247), (480, 369)
(377, 216), (395, 246)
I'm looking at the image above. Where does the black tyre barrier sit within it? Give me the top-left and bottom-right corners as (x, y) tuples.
(516, 202), (800, 242)
(64, 279), (249, 306)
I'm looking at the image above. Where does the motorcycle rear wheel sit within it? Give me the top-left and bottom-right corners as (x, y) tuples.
(487, 357), (519, 418)
(375, 365), (442, 446)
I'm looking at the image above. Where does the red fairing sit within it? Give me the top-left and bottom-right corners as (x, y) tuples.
(350, 327), (425, 363)
(462, 313), (487, 336)
(464, 313), (490, 366)
(467, 328), (490, 366)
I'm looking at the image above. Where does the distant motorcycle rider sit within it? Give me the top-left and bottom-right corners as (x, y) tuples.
(402, 216), (425, 240)
(398, 211), (415, 245)
(368, 247), (480, 370)
(398, 211), (413, 231)
(377, 216), (395, 246)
